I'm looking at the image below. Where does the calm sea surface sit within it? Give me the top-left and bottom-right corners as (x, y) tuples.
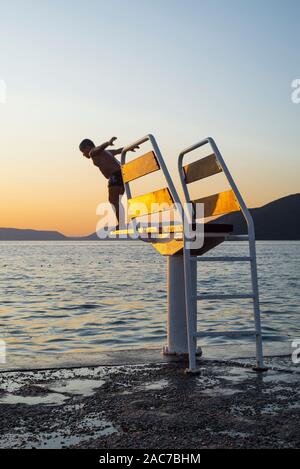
(0, 241), (299, 356)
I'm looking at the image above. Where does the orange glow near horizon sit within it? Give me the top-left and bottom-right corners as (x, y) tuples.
(1, 128), (298, 237)
(1, 148), (297, 237)
(1, 1), (300, 236)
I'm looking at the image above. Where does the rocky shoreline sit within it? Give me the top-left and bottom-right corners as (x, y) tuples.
(0, 355), (299, 449)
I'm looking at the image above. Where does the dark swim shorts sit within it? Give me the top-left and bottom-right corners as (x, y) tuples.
(108, 170), (124, 188)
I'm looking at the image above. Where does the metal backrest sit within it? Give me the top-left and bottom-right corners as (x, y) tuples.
(122, 151), (159, 183)
(121, 134), (182, 223)
(178, 137), (256, 239)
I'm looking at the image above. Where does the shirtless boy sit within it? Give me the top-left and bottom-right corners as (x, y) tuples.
(79, 137), (138, 228)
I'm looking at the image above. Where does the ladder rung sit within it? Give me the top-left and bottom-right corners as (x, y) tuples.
(192, 256), (251, 262)
(196, 330), (255, 338)
(196, 293), (255, 300)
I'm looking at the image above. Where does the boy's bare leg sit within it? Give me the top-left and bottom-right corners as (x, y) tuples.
(108, 186), (125, 228)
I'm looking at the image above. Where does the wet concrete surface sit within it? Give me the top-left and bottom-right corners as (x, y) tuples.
(0, 354), (299, 449)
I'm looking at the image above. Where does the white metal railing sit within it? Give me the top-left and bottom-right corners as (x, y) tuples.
(178, 137), (266, 373)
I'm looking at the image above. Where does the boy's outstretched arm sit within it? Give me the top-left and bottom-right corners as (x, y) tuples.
(110, 147), (124, 156)
(89, 136), (117, 157)
(111, 144), (140, 156)
(90, 136), (140, 158)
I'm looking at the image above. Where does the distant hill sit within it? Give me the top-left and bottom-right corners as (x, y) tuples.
(217, 193), (300, 240)
(84, 229), (132, 241)
(84, 231), (101, 241)
(1, 194), (299, 241)
(0, 228), (67, 241)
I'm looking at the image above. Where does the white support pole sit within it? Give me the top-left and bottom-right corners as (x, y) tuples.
(163, 254), (197, 356)
(249, 240), (266, 370)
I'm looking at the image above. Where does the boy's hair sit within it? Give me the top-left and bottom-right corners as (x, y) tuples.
(79, 139), (95, 151)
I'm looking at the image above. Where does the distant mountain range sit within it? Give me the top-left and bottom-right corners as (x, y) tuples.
(0, 194), (299, 241)
(218, 193), (300, 240)
(0, 228), (67, 241)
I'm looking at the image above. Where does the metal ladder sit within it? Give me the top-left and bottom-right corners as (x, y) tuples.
(178, 137), (266, 373)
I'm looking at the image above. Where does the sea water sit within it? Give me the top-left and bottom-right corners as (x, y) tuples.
(0, 241), (299, 357)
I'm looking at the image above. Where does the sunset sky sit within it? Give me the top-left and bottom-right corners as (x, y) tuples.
(1, 0), (299, 236)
